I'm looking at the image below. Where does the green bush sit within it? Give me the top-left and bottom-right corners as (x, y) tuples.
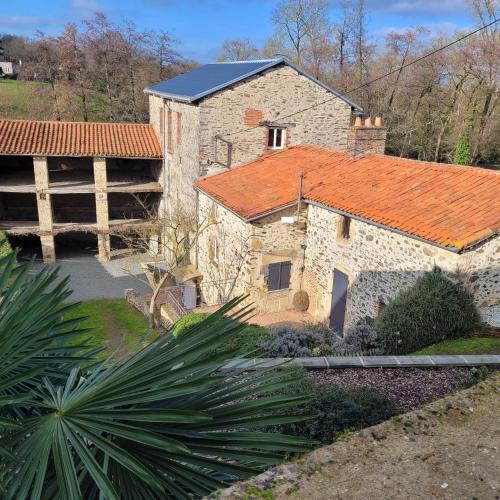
(375, 268), (481, 355)
(0, 232), (13, 258)
(172, 312), (269, 355)
(273, 370), (398, 444)
(172, 312), (210, 337)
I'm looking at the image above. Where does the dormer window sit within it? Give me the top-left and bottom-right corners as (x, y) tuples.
(267, 127), (286, 150)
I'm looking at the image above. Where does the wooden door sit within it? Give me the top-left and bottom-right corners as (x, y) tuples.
(329, 268), (348, 334)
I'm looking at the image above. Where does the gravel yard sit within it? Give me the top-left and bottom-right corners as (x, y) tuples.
(308, 367), (492, 412)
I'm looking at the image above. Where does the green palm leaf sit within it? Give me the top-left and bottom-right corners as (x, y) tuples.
(3, 298), (315, 499)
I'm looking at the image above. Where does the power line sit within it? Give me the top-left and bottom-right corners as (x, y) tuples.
(220, 17), (499, 140)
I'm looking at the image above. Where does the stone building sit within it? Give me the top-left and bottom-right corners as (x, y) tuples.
(144, 57), (363, 213)
(196, 142), (500, 331)
(0, 119), (162, 262)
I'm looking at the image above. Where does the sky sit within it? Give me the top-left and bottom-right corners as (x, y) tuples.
(1, 0), (480, 62)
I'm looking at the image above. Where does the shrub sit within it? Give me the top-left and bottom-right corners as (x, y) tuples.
(335, 317), (384, 355)
(0, 232), (13, 258)
(273, 371), (398, 444)
(375, 267), (481, 355)
(172, 312), (269, 355)
(260, 323), (337, 357)
(172, 312), (210, 337)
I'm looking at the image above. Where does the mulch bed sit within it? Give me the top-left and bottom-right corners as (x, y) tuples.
(308, 367), (494, 412)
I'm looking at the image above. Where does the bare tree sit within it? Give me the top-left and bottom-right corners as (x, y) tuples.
(271, 0), (330, 66)
(216, 39), (261, 61)
(116, 198), (213, 326)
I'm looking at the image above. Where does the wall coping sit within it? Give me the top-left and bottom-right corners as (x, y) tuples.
(222, 354), (500, 370)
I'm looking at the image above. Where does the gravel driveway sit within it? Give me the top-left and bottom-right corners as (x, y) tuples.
(27, 252), (151, 301)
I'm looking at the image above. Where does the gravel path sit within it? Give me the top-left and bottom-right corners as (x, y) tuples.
(27, 253), (151, 301)
(309, 367), (480, 412)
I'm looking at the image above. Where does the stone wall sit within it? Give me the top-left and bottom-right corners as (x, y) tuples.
(196, 193), (307, 312)
(148, 94), (200, 214)
(198, 65), (353, 170)
(303, 204), (500, 330)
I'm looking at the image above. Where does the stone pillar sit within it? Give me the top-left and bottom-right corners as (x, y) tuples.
(93, 157), (110, 261)
(33, 156), (55, 263)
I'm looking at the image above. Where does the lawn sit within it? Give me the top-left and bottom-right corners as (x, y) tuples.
(0, 79), (108, 121)
(413, 337), (500, 355)
(65, 299), (155, 358)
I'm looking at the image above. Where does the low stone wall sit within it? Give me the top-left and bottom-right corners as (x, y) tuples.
(213, 371), (500, 499)
(124, 288), (171, 329)
(222, 354), (500, 370)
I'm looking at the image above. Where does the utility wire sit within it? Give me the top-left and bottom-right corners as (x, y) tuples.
(219, 18), (499, 140)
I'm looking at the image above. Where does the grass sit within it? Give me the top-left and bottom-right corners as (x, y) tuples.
(65, 299), (154, 358)
(413, 337), (500, 355)
(0, 79), (108, 121)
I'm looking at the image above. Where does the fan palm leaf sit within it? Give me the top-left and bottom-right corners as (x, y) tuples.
(3, 299), (315, 499)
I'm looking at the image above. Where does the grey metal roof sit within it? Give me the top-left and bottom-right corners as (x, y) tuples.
(144, 57), (363, 111)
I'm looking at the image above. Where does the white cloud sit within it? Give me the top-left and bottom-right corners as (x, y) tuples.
(376, 21), (461, 39)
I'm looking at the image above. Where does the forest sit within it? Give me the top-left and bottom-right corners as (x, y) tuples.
(0, 0), (498, 165)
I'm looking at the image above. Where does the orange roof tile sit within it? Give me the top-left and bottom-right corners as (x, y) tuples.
(0, 119), (162, 158)
(196, 144), (500, 251)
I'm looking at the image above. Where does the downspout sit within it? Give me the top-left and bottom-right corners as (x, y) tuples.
(296, 172), (307, 292)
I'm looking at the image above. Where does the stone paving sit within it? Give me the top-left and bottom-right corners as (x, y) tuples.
(27, 251), (151, 301)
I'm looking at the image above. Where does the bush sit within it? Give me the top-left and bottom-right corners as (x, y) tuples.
(0, 232), (13, 259)
(172, 312), (210, 337)
(260, 323), (338, 357)
(375, 268), (481, 355)
(335, 317), (384, 355)
(273, 371), (398, 444)
(172, 312), (269, 355)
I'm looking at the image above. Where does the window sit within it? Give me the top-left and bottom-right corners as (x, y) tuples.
(337, 215), (351, 240)
(176, 112), (182, 145)
(167, 110), (173, 152)
(208, 236), (219, 265)
(267, 261), (292, 291)
(267, 127), (286, 150)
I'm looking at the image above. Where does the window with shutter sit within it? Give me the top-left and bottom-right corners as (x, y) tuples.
(267, 261), (292, 291)
(167, 110), (173, 152)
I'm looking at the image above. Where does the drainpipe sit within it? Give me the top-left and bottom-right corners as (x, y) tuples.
(296, 171), (304, 221)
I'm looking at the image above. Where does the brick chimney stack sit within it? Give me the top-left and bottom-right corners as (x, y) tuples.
(346, 116), (387, 156)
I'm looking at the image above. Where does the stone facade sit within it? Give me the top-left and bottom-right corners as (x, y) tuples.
(196, 192), (306, 312)
(196, 194), (499, 329)
(303, 204), (499, 330)
(149, 64), (353, 213)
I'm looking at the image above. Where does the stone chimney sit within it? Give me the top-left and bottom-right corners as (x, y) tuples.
(346, 116), (387, 156)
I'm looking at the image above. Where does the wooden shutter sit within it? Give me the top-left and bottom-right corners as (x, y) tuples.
(176, 112), (182, 145)
(267, 263), (281, 291)
(279, 261), (292, 289)
(329, 269), (348, 334)
(167, 110), (173, 152)
(342, 216), (351, 239)
(268, 261), (291, 291)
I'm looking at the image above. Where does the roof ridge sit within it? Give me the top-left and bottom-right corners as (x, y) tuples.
(0, 118), (153, 128)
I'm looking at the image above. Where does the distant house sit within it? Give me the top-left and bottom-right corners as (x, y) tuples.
(0, 62), (14, 77)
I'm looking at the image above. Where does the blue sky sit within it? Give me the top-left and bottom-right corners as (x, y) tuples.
(1, 0), (478, 62)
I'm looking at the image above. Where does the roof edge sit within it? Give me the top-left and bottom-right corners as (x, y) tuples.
(305, 199), (463, 253)
(144, 57), (363, 110)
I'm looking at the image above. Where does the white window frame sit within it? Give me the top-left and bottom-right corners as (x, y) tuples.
(267, 127), (286, 150)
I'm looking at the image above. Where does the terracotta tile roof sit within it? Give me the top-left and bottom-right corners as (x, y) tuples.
(196, 144), (500, 251)
(0, 119), (162, 158)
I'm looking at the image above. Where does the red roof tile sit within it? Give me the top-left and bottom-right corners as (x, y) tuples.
(0, 119), (162, 158)
(196, 145), (500, 251)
